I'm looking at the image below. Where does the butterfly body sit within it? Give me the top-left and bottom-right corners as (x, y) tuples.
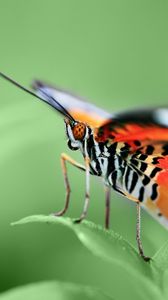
(1, 71), (168, 261)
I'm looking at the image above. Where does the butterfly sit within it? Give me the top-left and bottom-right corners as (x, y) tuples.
(1, 72), (168, 262)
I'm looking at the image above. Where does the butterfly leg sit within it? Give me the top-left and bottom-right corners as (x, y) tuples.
(74, 156), (90, 224)
(105, 185), (111, 229)
(53, 153), (86, 217)
(136, 201), (150, 262)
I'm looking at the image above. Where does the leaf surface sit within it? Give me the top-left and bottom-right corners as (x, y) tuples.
(11, 214), (163, 299)
(0, 281), (112, 300)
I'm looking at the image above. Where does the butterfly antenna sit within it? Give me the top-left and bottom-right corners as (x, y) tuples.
(0, 72), (75, 122)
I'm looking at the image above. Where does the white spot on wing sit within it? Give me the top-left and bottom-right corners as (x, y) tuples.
(153, 109), (168, 127)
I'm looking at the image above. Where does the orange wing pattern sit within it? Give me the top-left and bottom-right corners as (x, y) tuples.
(95, 108), (168, 143)
(33, 82), (168, 143)
(151, 152), (168, 219)
(124, 141), (168, 224)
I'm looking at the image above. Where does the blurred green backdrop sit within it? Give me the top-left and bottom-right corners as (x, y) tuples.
(0, 0), (168, 298)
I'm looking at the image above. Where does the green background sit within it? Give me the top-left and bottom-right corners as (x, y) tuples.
(0, 0), (168, 298)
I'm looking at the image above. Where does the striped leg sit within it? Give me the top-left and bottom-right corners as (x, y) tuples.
(105, 185), (111, 229)
(136, 202), (150, 262)
(53, 153), (86, 216)
(74, 157), (90, 223)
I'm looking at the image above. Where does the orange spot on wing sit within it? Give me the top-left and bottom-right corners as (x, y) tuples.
(115, 127), (168, 143)
(157, 170), (168, 186)
(96, 123), (168, 143)
(69, 109), (107, 128)
(155, 167), (168, 218)
(158, 157), (168, 169)
(156, 185), (168, 218)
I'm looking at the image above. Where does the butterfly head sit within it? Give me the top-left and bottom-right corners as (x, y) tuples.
(65, 118), (89, 150)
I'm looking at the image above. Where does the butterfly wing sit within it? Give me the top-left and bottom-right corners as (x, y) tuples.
(119, 140), (168, 228)
(33, 81), (168, 142)
(33, 81), (113, 128)
(94, 107), (168, 228)
(95, 107), (168, 144)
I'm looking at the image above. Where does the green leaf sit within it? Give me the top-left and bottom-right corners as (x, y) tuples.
(0, 281), (112, 300)
(152, 239), (168, 293)
(153, 239), (168, 272)
(11, 215), (161, 297)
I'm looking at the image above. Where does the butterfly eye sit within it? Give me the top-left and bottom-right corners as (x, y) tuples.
(72, 123), (86, 141)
